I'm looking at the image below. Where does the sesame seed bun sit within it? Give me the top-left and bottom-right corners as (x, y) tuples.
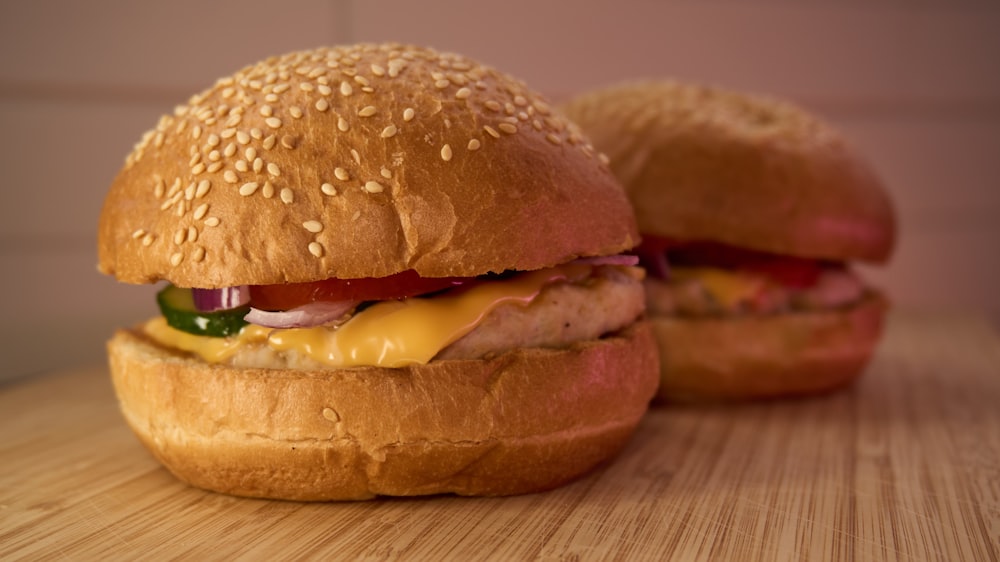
(561, 80), (895, 263)
(108, 321), (659, 501)
(648, 292), (887, 402)
(98, 44), (638, 288)
(98, 44), (658, 499)
(561, 80), (896, 402)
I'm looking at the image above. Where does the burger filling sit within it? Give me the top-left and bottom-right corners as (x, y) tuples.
(635, 237), (867, 317)
(142, 259), (645, 369)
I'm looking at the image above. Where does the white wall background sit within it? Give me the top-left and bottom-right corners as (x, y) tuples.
(1, 0), (997, 380)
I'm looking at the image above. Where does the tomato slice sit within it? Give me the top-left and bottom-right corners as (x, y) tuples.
(636, 234), (826, 288)
(249, 270), (467, 311)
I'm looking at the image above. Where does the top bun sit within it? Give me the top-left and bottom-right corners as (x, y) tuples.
(98, 44), (638, 288)
(561, 81), (896, 263)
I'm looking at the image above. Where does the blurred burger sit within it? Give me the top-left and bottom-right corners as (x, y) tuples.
(97, 44), (658, 500)
(562, 81), (896, 402)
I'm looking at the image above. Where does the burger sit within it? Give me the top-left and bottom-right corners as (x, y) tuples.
(562, 81), (896, 402)
(97, 44), (659, 501)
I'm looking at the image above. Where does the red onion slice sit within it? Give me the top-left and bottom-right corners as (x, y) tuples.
(245, 300), (359, 329)
(192, 286), (250, 312)
(571, 255), (640, 267)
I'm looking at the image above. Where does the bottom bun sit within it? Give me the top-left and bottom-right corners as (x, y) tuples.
(108, 321), (658, 501)
(649, 292), (888, 402)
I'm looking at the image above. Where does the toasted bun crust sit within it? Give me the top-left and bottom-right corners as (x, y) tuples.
(648, 292), (887, 402)
(98, 44), (637, 288)
(561, 81), (896, 263)
(108, 322), (659, 500)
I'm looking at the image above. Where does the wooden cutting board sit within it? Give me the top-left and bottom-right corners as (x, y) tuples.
(1, 310), (998, 561)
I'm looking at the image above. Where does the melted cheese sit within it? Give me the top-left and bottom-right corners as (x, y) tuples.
(670, 266), (765, 308)
(143, 263), (593, 369)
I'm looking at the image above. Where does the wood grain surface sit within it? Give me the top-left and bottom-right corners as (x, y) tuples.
(1, 310), (998, 561)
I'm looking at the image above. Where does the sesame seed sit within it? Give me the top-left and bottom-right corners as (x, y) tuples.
(273, 84), (290, 94)
(351, 210), (361, 221)
(142, 233), (155, 246)
(467, 139), (481, 151)
(220, 128), (236, 139)
(253, 157), (263, 173)
(236, 131), (250, 144)
(388, 59), (406, 77)
(266, 163), (280, 176)
(303, 220), (323, 233)
(364, 181), (384, 193)
(334, 167), (350, 181)
(167, 178), (182, 197)
(263, 135), (277, 149)
(484, 125), (500, 138)
(351, 149), (361, 165)
(265, 117), (282, 128)
(434, 79), (450, 89)
(245, 147), (257, 161)
(250, 128), (263, 140)
(598, 153), (610, 165)
(131, 228), (146, 239)
(532, 120), (543, 130)
(371, 63), (385, 76)
(498, 123), (518, 134)
(174, 229), (186, 245)
(280, 135), (298, 149)
(403, 108), (415, 122)
(174, 201), (185, 217)
(193, 203), (209, 220)
(261, 181), (274, 198)
(184, 183), (196, 200)
(193, 246), (206, 262)
(337, 117), (349, 131)
(208, 150), (221, 161)
(455, 87), (471, 99)
(353, 75), (370, 87)
(280, 188), (294, 204)
(154, 179), (166, 198)
(289, 106), (303, 119)
(235, 160), (248, 172)
(224, 143), (237, 157)
(170, 252), (183, 266)
(206, 133), (220, 147)
(317, 84), (332, 96)
(196, 180), (211, 198)
(321, 182), (337, 196)
(441, 144), (453, 161)
(188, 226), (198, 242)
(514, 95), (528, 107)
(340, 81), (353, 96)
(265, 93), (278, 103)
(204, 216), (220, 227)
(381, 125), (398, 138)
(239, 182), (259, 196)
(316, 99), (330, 111)
(300, 82), (315, 92)
(545, 133), (562, 145)
(380, 167), (392, 179)
(308, 242), (324, 258)
(358, 106), (376, 117)
(207, 162), (223, 173)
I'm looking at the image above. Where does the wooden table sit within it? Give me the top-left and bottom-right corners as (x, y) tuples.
(2, 310), (998, 561)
